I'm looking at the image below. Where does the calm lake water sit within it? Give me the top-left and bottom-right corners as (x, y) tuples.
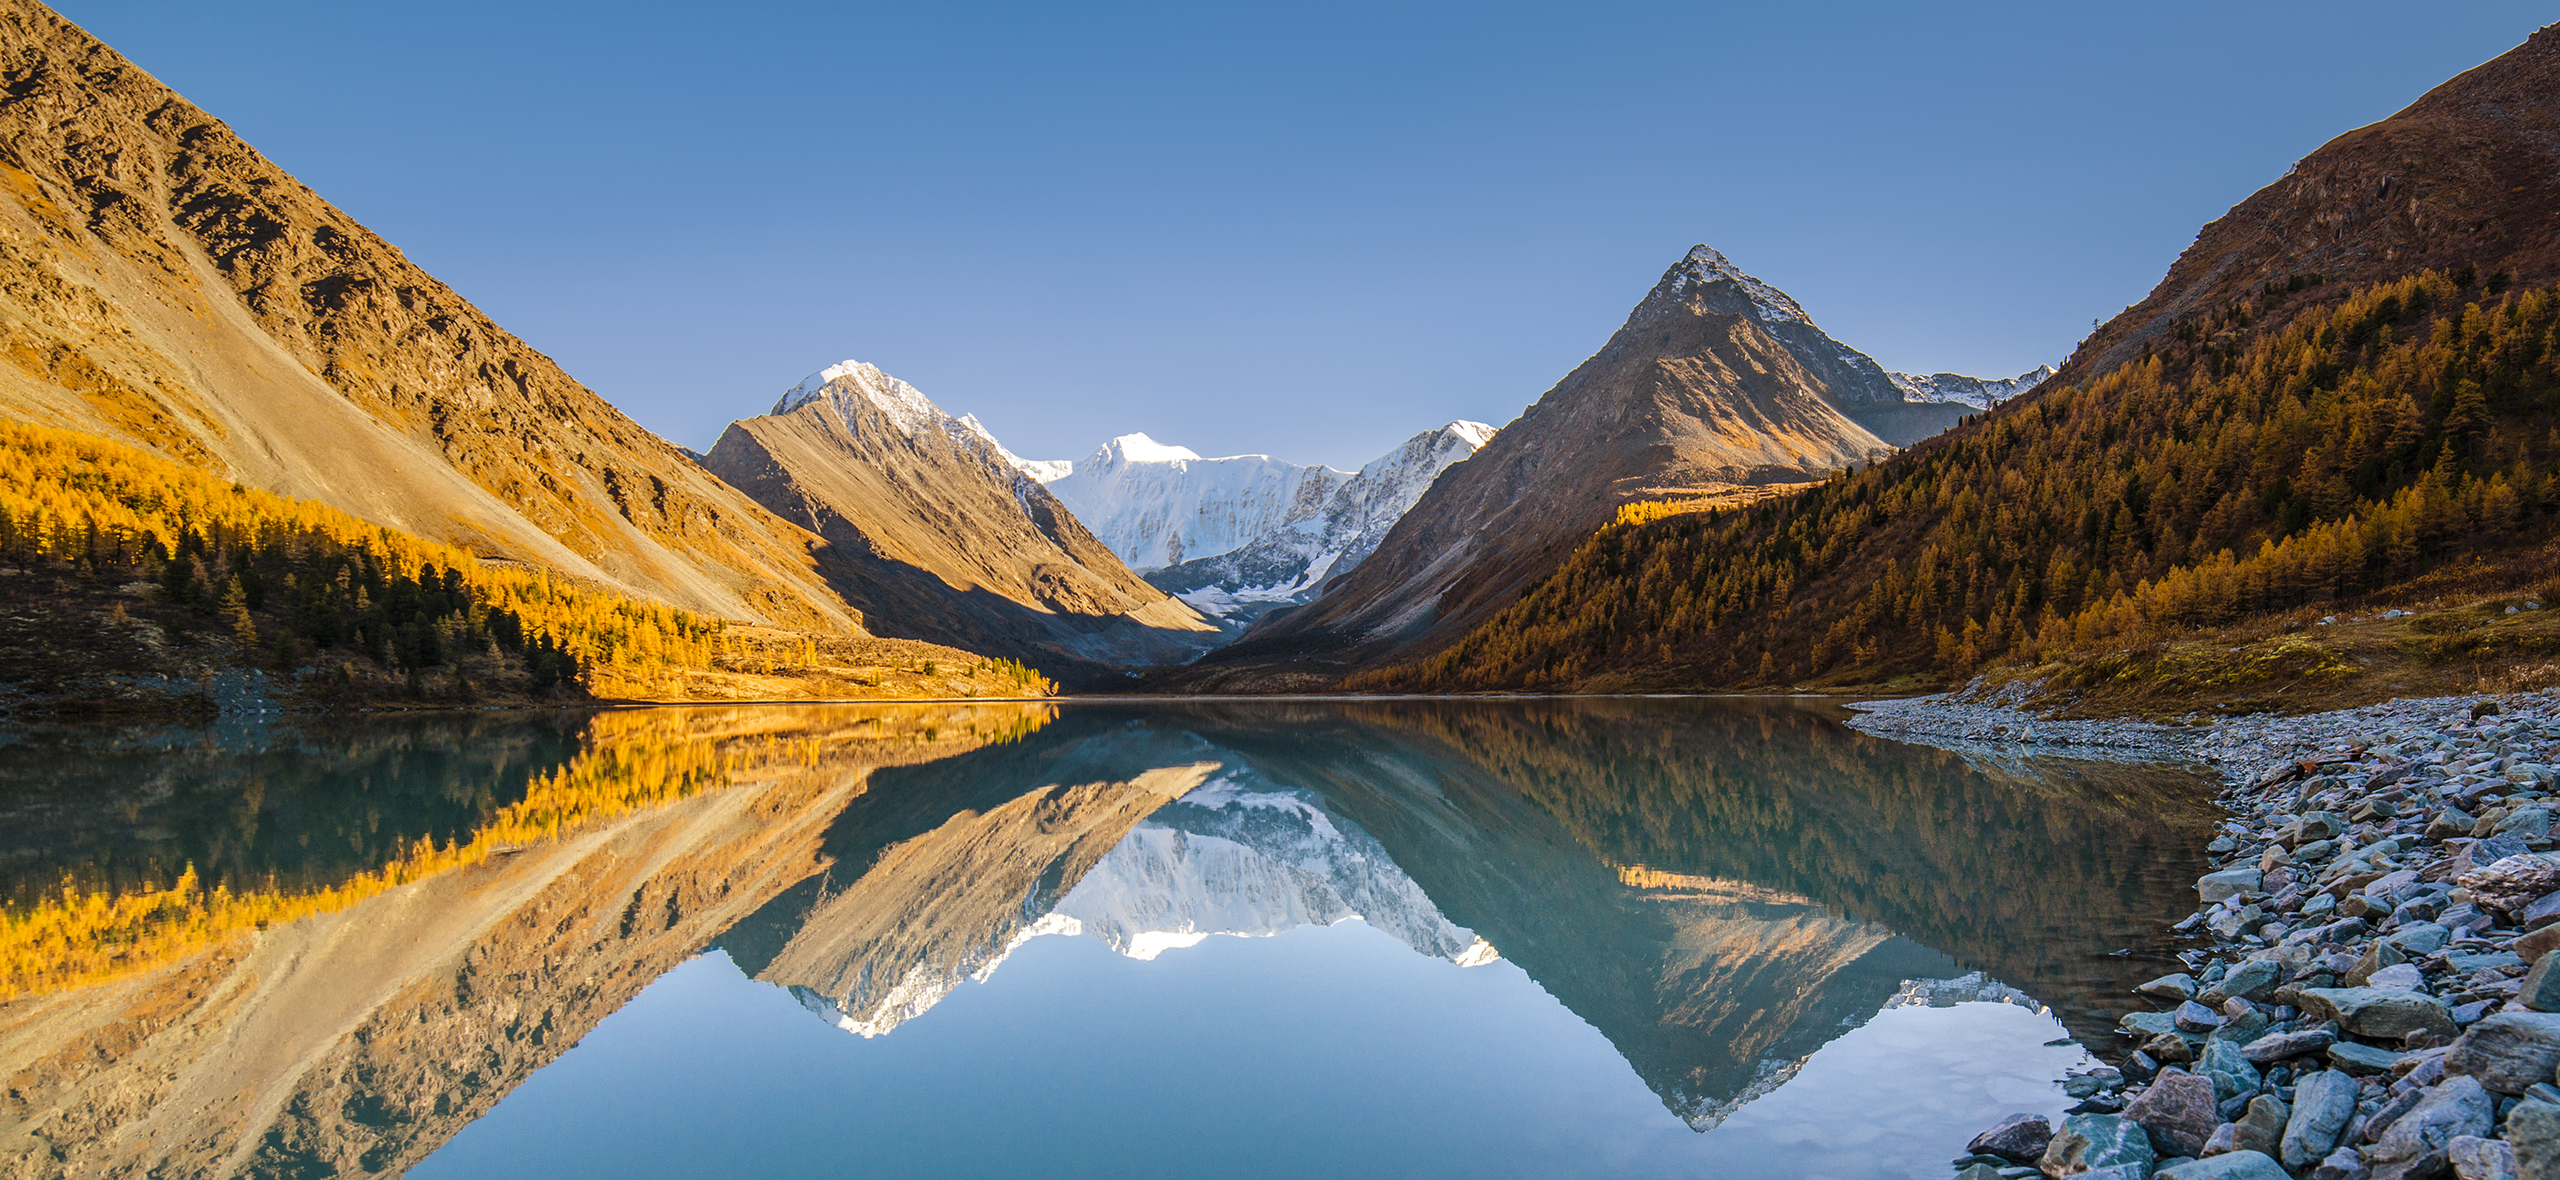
(0, 698), (2219, 1180)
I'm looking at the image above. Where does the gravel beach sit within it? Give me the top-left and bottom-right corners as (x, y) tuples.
(1851, 688), (2560, 1179)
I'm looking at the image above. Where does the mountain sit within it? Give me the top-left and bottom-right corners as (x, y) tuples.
(698, 361), (1219, 683)
(1037, 434), (1351, 571)
(1885, 364), (2054, 412)
(0, 0), (858, 632)
(1169, 245), (1894, 690)
(1359, 23), (2560, 697)
(1142, 421), (1496, 630)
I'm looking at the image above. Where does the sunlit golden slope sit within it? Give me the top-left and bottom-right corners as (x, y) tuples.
(0, 0), (856, 629)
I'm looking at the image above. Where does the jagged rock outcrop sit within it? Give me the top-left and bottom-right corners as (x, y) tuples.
(1172, 245), (1891, 689)
(1143, 421), (1496, 630)
(0, 0), (858, 630)
(699, 362), (1218, 683)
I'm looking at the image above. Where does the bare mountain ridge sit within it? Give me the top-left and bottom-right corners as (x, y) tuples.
(1170, 245), (1893, 690)
(0, 0), (855, 630)
(2059, 22), (2560, 387)
(700, 361), (1218, 684)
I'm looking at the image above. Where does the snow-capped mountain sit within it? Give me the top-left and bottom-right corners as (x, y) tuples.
(701, 360), (1218, 681)
(1033, 435), (1350, 571)
(783, 765), (1494, 1039)
(1050, 772), (1495, 966)
(1884, 365), (2055, 411)
(1146, 421), (1496, 627)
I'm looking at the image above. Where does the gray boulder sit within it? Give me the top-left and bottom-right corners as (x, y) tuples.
(2311, 1146), (2372, 1180)
(2201, 1037), (2265, 1100)
(2205, 960), (2285, 1005)
(2283, 1070), (2359, 1169)
(2296, 987), (2459, 1041)
(2444, 1012), (2560, 1094)
(2510, 1100), (2560, 1180)
(2366, 1077), (2494, 1176)
(2156, 1150), (2289, 1179)
(2246, 1028), (2339, 1064)
(2447, 1134), (2518, 1180)
(2233, 1094), (2289, 1157)
(1966, 1113), (2052, 1164)
(2040, 1112), (2158, 1177)
(2202, 867), (2266, 903)
(2521, 954), (2560, 1012)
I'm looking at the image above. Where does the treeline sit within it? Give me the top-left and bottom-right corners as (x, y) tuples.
(0, 421), (741, 696)
(1359, 270), (2560, 690)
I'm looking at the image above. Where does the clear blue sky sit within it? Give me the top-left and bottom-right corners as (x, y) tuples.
(52, 1), (2552, 469)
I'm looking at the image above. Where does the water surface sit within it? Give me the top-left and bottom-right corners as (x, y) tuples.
(0, 698), (2216, 1179)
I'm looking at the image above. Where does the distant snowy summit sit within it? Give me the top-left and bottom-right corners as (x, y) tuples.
(1885, 365), (2055, 411)
(1145, 421), (1495, 627)
(1019, 422), (1495, 629)
(771, 360), (1059, 484)
(1031, 435), (1347, 571)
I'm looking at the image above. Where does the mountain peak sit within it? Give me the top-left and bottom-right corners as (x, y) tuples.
(1662, 244), (1818, 331)
(773, 359), (943, 434)
(1444, 420), (1499, 448)
(1096, 433), (1206, 465)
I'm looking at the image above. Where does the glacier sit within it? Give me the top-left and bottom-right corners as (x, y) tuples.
(1033, 434), (1352, 572)
(1884, 365), (2056, 411)
(1133, 421), (1496, 628)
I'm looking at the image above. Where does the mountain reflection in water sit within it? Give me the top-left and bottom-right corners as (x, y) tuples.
(0, 698), (2216, 1179)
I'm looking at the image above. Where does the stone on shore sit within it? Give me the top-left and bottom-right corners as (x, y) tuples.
(2200, 867), (2264, 904)
(2508, 1100), (2560, 1180)
(2204, 960), (2283, 1005)
(2365, 1076), (2493, 1176)
(2124, 1068), (2221, 1159)
(2246, 1028), (2338, 1064)
(1966, 1113), (2052, 1164)
(2295, 987), (2459, 1041)
(2443, 1012), (2560, 1094)
(2156, 1150), (2289, 1179)
(2141, 973), (2200, 1001)
(2311, 1146), (2371, 1180)
(2200, 1037), (2262, 1099)
(2040, 1112), (2157, 1177)
(2446, 1134), (2518, 1180)
(2521, 954), (2560, 1012)
(2328, 1041), (2410, 1075)
(2283, 1070), (2359, 1170)
(2232, 1094), (2288, 1157)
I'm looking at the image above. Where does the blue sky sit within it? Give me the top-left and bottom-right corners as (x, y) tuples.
(53, 1), (2551, 469)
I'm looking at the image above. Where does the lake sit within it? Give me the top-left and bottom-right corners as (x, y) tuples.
(0, 698), (2218, 1179)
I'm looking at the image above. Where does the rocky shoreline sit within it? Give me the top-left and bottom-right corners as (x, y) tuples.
(1852, 691), (2560, 1179)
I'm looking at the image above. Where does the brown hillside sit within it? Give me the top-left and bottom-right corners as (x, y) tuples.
(1360, 23), (2560, 702)
(0, 0), (856, 630)
(1169, 246), (1887, 690)
(2062, 22), (2560, 386)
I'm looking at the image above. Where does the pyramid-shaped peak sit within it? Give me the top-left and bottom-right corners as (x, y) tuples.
(772, 358), (943, 432)
(1660, 244), (1816, 329)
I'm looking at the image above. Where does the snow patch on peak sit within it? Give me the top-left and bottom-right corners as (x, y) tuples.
(774, 360), (941, 436)
(1673, 244), (1815, 328)
(1100, 433), (1204, 465)
(1444, 420), (1498, 449)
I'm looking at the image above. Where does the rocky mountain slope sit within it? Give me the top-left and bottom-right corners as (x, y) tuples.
(1169, 245), (1894, 690)
(699, 361), (1218, 684)
(1365, 22), (2560, 698)
(2054, 25), (2560, 388)
(1142, 420), (1496, 630)
(1037, 434), (1351, 571)
(0, 0), (857, 631)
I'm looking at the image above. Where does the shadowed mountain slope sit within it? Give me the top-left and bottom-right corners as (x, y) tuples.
(0, 0), (856, 629)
